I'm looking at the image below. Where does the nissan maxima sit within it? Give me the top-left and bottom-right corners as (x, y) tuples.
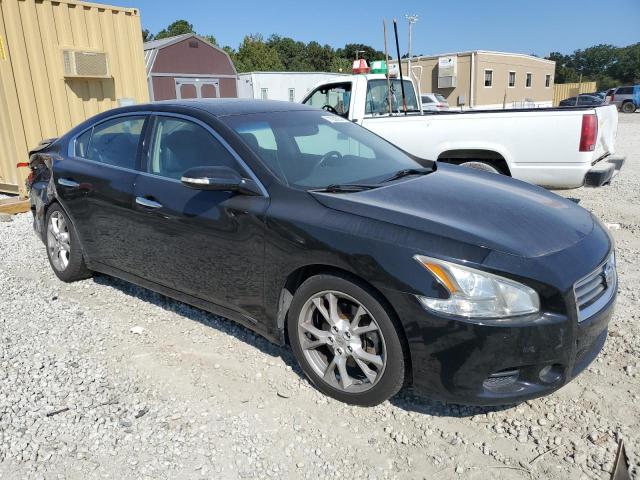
(27, 99), (617, 406)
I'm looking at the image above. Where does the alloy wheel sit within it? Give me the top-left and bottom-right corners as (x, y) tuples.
(47, 211), (71, 271)
(297, 290), (387, 393)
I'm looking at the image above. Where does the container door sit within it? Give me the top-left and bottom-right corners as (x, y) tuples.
(175, 80), (198, 99)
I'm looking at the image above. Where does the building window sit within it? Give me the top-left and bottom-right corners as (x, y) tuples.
(288, 88), (295, 102)
(484, 70), (493, 87)
(260, 88), (268, 100)
(526, 73), (532, 88)
(508, 71), (516, 88)
(545, 74), (551, 88)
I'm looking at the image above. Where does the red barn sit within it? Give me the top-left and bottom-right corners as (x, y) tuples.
(144, 33), (238, 101)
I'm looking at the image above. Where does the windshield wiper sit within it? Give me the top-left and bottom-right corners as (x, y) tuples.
(313, 183), (380, 193)
(381, 167), (433, 183)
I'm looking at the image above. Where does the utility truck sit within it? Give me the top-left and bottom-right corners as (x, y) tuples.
(301, 73), (624, 188)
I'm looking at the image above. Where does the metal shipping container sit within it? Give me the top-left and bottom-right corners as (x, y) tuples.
(0, 0), (149, 195)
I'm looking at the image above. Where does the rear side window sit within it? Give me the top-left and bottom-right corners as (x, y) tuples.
(616, 87), (633, 95)
(435, 94), (447, 103)
(421, 96), (434, 104)
(83, 116), (145, 169)
(148, 116), (237, 180)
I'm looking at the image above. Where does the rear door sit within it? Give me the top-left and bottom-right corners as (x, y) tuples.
(56, 114), (147, 271)
(127, 113), (268, 320)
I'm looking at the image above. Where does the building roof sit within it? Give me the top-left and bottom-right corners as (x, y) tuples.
(143, 33), (238, 77)
(394, 50), (555, 65)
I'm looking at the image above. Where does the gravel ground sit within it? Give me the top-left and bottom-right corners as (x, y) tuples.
(0, 114), (638, 480)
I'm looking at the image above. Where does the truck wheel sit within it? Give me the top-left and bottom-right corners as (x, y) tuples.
(621, 102), (636, 113)
(459, 161), (501, 175)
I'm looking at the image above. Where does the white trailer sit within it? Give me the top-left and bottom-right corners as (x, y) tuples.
(237, 72), (344, 102)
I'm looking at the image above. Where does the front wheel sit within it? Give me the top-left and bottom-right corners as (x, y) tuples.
(45, 204), (92, 282)
(621, 102), (637, 113)
(288, 274), (405, 406)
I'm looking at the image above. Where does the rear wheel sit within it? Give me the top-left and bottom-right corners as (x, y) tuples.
(288, 274), (405, 406)
(45, 204), (91, 282)
(621, 102), (637, 113)
(459, 160), (502, 174)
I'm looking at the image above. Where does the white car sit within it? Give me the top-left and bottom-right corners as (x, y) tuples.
(302, 74), (624, 189)
(421, 93), (450, 112)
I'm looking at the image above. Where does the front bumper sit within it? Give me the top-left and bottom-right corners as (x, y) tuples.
(383, 287), (615, 406)
(584, 156), (625, 187)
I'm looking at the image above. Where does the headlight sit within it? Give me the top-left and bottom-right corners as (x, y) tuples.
(414, 255), (540, 319)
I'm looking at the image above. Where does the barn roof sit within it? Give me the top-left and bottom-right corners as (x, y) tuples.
(143, 33), (237, 76)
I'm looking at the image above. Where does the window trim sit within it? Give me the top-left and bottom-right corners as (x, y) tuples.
(545, 74), (551, 88)
(525, 72), (532, 89)
(508, 71), (516, 88)
(483, 69), (493, 88)
(68, 111), (268, 197)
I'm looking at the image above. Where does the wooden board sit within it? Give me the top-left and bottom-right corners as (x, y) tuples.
(0, 197), (30, 214)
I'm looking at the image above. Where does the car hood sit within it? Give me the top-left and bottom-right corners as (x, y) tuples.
(310, 164), (594, 258)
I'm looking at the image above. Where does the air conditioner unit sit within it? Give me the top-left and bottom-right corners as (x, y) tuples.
(62, 50), (110, 78)
(438, 75), (457, 88)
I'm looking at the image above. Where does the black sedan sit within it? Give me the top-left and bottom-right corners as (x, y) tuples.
(559, 94), (604, 107)
(27, 100), (616, 406)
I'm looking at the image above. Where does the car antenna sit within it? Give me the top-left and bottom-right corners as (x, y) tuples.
(383, 19), (393, 115)
(393, 19), (408, 115)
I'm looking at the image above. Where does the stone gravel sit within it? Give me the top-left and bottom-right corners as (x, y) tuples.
(0, 113), (639, 479)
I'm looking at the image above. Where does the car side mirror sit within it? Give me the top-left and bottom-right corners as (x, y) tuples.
(181, 166), (262, 195)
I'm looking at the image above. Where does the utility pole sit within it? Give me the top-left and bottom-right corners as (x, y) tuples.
(405, 14), (418, 81)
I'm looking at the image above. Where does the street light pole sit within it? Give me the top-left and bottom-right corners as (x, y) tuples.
(405, 14), (418, 81)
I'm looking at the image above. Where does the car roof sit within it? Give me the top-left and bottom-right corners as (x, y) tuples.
(107, 98), (317, 118)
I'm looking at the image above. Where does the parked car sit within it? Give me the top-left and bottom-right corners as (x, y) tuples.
(28, 99), (617, 407)
(302, 75), (624, 189)
(604, 88), (616, 104)
(606, 85), (639, 113)
(559, 94), (604, 107)
(421, 93), (450, 112)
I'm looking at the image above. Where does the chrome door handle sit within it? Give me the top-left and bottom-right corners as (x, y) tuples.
(58, 178), (80, 188)
(135, 196), (163, 209)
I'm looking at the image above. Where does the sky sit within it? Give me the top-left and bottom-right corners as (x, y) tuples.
(103, 0), (640, 57)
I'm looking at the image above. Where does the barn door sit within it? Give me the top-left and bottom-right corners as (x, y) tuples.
(175, 78), (220, 99)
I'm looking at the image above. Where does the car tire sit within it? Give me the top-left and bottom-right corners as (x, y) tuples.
(45, 204), (92, 282)
(621, 102), (636, 113)
(459, 160), (502, 174)
(288, 273), (405, 406)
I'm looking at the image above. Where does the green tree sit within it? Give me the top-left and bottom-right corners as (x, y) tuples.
(234, 34), (284, 72)
(142, 28), (154, 42)
(267, 35), (309, 71)
(202, 35), (219, 47)
(154, 19), (194, 40)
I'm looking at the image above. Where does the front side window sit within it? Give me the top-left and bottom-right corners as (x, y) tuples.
(303, 82), (352, 117)
(526, 73), (532, 88)
(82, 116), (145, 169)
(508, 71), (516, 88)
(147, 116), (236, 180)
(484, 70), (493, 87)
(364, 79), (420, 115)
(223, 110), (428, 190)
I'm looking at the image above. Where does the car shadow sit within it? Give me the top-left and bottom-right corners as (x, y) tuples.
(92, 272), (517, 418)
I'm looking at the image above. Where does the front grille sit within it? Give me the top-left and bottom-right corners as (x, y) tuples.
(574, 253), (616, 321)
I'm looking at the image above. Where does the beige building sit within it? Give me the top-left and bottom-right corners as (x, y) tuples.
(395, 51), (555, 109)
(0, 0), (149, 195)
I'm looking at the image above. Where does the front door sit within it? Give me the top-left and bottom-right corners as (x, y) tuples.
(128, 114), (268, 321)
(55, 115), (147, 272)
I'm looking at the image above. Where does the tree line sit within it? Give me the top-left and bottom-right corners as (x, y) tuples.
(142, 20), (385, 74)
(546, 43), (639, 89)
(143, 20), (639, 88)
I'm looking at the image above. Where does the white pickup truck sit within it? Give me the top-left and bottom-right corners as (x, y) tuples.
(301, 74), (624, 189)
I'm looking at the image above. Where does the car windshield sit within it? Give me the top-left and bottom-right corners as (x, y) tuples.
(223, 110), (429, 190)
